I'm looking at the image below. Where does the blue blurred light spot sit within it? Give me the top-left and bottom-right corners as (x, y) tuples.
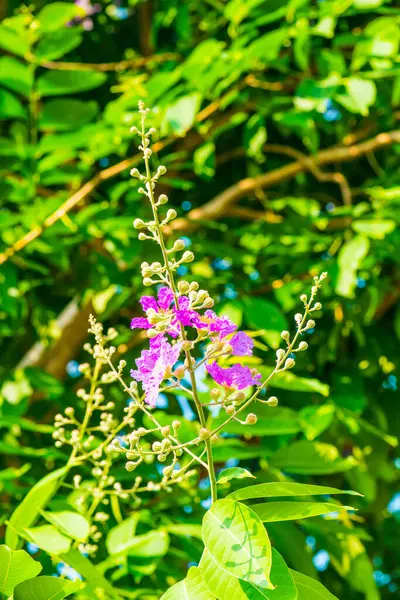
(99, 157), (109, 167)
(387, 492), (400, 514)
(26, 543), (39, 555)
(181, 201), (192, 211)
(66, 360), (81, 378)
(389, 583), (398, 593)
(199, 478), (210, 490)
(201, 496), (212, 510)
(212, 257), (232, 271)
(225, 458), (240, 468)
(323, 108), (342, 122)
(249, 270), (260, 281)
(356, 277), (367, 289)
(223, 284), (238, 300)
(313, 550), (330, 572)
(373, 570), (391, 587)
(115, 285), (122, 294)
(115, 6), (129, 19)
(181, 236), (192, 247)
(177, 395), (196, 421)
(183, 505), (193, 514)
(373, 556), (383, 568)
(288, 352), (296, 360)
(325, 202), (335, 213)
(156, 393), (169, 409)
(394, 458), (400, 469)
(321, 251), (332, 261)
(306, 536), (316, 551)
(177, 266), (189, 276)
(188, 561), (198, 568)
(306, 327), (315, 336)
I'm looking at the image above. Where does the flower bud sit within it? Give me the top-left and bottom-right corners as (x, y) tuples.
(313, 302), (322, 311)
(172, 420), (181, 431)
(246, 413), (257, 425)
(189, 282), (199, 291)
(298, 341), (308, 351)
(199, 428), (209, 440)
(133, 218), (146, 229)
(125, 461), (137, 472)
(267, 396), (278, 407)
(284, 357), (295, 369)
(158, 194), (168, 205)
(173, 239), (185, 252)
(178, 281), (190, 293)
(152, 441), (162, 452)
(225, 405), (235, 415)
(281, 330), (290, 342)
(161, 426), (171, 437)
(231, 390), (246, 402)
(166, 209), (177, 221)
(182, 251), (194, 263)
(182, 341), (194, 351)
(130, 168), (140, 178)
(300, 294), (307, 303)
(143, 277), (154, 287)
(210, 388), (220, 400)
(138, 233), (147, 240)
(203, 297), (214, 308)
(156, 165), (167, 177)
(276, 349), (285, 362)
(294, 313), (303, 325)
(305, 319), (315, 330)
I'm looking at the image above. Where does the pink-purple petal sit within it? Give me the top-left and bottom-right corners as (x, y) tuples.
(230, 331), (254, 356)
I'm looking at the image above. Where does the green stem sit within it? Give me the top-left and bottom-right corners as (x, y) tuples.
(139, 114), (218, 503)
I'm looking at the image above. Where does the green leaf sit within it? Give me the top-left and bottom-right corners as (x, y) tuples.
(35, 29), (83, 61)
(336, 235), (370, 298)
(37, 2), (79, 32)
(0, 57), (32, 97)
(106, 513), (141, 555)
(352, 219), (396, 239)
(0, 24), (29, 57)
(108, 530), (169, 558)
(270, 440), (357, 474)
(37, 71), (107, 97)
(229, 482), (362, 501)
(252, 501), (353, 522)
(337, 78), (376, 116)
(200, 548), (297, 600)
(258, 367), (329, 397)
(6, 466), (67, 549)
(61, 549), (119, 600)
(202, 499), (273, 589)
(160, 566), (215, 600)
(164, 94), (201, 136)
(14, 576), (81, 600)
(0, 89), (26, 120)
(194, 142), (216, 180)
(290, 570), (338, 600)
(25, 525), (72, 555)
(42, 511), (90, 542)
(243, 298), (288, 349)
(217, 467), (255, 485)
(39, 99), (98, 131)
(299, 405), (335, 440)
(0, 545), (42, 598)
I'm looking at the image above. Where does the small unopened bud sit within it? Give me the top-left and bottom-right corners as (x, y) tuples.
(267, 396), (278, 407)
(161, 426), (171, 437)
(174, 365), (185, 379)
(210, 434), (219, 444)
(133, 218), (146, 229)
(305, 319), (315, 330)
(199, 428), (209, 440)
(130, 168), (140, 178)
(281, 330), (290, 342)
(246, 413), (257, 425)
(232, 390), (246, 402)
(298, 341), (308, 351)
(158, 194), (168, 205)
(294, 313), (302, 325)
(210, 388), (220, 400)
(284, 358), (295, 369)
(276, 349), (285, 362)
(172, 420), (181, 431)
(182, 341), (194, 351)
(203, 297), (214, 308)
(143, 278), (154, 287)
(182, 251), (194, 263)
(126, 461), (137, 472)
(156, 165), (167, 177)
(313, 302), (322, 311)
(138, 233), (147, 240)
(166, 209), (177, 221)
(300, 294), (307, 303)
(178, 281), (190, 293)
(173, 239), (185, 251)
(152, 441), (162, 452)
(225, 405), (235, 415)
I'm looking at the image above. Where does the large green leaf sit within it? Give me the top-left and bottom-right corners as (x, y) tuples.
(0, 89), (26, 120)
(60, 549), (120, 600)
(229, 482), (362, 501)
(26, 525), (72, 555)
(0, 57), (32, 97)
(252, 501), (353, 522)
(290, 570), (338, 600)
(39, 99), (98, 131)
(243, 297), (288, 348)
(258, 367), (329, 397)
(202, 499), (273, 589)
(37, 2), (78, 32)
(0, 24), (29, 57)
(270, 440), (357, 474)
(336, 235), (370, 298)
(6, 466), (67, 549)
(35, 29), (83, 62)
(200, 548), (297, 600)
(14, 576), (81, 600)
(0, 545), (42, 599)
(299, 405), (335, 440)
(37, 71), (107, 97)
(217, 467), (255, 485)
(164, 94), (201, 135)
(160, 567), (215, 600)
(106, 513), (141, 555)
(42, 511), (90, 542)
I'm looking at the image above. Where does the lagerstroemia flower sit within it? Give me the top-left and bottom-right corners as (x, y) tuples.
(205, 362), (261, 390)
(131, 336), (181, 406)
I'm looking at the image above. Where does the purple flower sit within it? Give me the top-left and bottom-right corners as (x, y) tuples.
(206, 362), (261, 390)
(191, 310), (237, 337)
(131, 337), (181, 406)
(229, 331), (254, 356)
(131, 287), (195, 338)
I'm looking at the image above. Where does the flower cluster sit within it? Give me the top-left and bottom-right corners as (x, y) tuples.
(130, 286), (261, 405)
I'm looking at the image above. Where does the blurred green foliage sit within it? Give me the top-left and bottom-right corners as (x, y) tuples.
(0, 0), (399, 598)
